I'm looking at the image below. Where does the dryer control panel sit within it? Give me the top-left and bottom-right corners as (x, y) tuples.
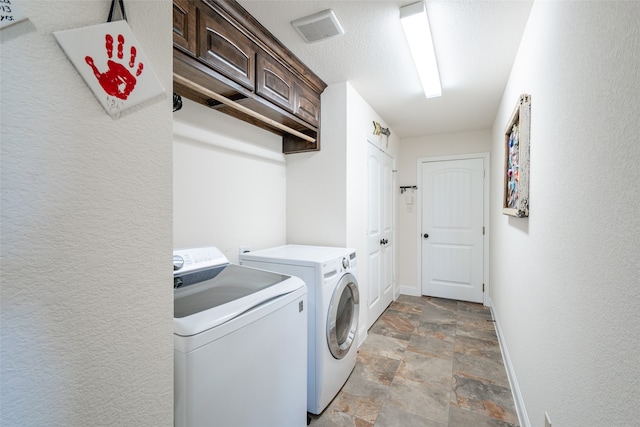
(333, 251), (357, 274)
(340, 251), (357, 271)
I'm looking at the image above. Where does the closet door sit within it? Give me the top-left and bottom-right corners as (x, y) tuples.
(420, 157), (484, 303)
(366, 142), (395, 329)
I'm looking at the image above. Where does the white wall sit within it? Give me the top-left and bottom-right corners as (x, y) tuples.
(0, 1), (173, 426)
(397, 130), (491, 295)
(345, 82), (400, 337)
(490, 2), (640, 426)
(175, 80), (400, 343)
(345, 81), (401, 264)
(173, 98), (287, 263)
(287, 82), (399, 247)
(286, 83), (348, 247)
(287, 81), (400, 336)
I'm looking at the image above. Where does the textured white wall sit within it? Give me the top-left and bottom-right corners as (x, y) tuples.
(490, 2), (640, 426)
(286, 83), (349, 247)
(345, 81), (401, 258)
(396, 130), (491, 295)
(345, 82), (400, 337)
(287, 81), (400, 332)
(173, 98), (286, 263)
(0, 1), (173, 426)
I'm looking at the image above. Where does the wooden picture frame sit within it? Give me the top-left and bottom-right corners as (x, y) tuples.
(503, 94), (531, 217)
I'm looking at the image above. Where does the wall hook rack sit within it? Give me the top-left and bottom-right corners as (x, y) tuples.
(400, 185), (417, 194)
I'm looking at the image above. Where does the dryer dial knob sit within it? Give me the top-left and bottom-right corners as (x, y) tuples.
(173, 255), (185, 271)
(342, 257), (349, 269)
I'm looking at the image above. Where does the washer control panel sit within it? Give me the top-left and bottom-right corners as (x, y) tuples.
(173, 247), (229, 274)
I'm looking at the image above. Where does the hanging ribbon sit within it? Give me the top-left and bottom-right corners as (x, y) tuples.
(53, 0), (165, 117)
(107, 0), (127, 22)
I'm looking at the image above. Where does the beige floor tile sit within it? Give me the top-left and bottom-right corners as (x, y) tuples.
(453, 352), (511, 388)
(449, 407), (518, 427)
(389, 296), (425, 314)
(357, 333), (407, 361)
(395, 351), (452, 387)
(374, 403), (447, 427)
(355, 352), (401, 386)
(454, 335), (502, 360)
(312, 296), (520, 427)
(386, 375), (450, 425)
(452, 375), (519, 425)
(406, 331), (454, 360)
(309, 409), (368, 427)
(335, 374), (389, 424)
(368, 310), (417, 341)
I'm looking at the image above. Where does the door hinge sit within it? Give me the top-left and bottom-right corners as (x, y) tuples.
(483, 226), (485, 235)
(482, 283), (485, 292)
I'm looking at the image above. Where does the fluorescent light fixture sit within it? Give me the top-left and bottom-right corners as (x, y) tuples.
(400, 1), (442, 98)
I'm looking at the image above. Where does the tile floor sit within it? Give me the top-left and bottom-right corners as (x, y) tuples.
(309, 295), (520, 427)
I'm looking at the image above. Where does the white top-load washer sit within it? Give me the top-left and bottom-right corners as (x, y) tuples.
(173, 247), (308, 427)
(239, 245), (360, 415)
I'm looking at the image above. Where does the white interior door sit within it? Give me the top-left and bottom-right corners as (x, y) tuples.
(420, 158), (484, 303)
(367, 142), (394, 329)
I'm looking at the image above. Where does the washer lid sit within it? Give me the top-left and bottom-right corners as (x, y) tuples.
(174, 264), (302, 336)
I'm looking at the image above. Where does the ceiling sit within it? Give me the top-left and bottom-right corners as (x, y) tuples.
(237, 0), (533, 138)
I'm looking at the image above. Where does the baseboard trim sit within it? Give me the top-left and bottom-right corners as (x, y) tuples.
(357, 325), (368, 349)
(490, 301), (531, 427)
(398, 285), (420, 296)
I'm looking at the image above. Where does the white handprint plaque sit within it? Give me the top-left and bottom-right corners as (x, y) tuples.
(54, 20), (165, 116)
(1, 0), (29, 29)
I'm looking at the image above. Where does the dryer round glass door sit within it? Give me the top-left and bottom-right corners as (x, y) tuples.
(327, 273), (360, 359)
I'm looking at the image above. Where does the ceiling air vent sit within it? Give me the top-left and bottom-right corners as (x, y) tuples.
(291, 9), (344, 44)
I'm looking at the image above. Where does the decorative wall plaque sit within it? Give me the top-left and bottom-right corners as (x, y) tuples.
(503, 94), (531, 217)
(54, 19), (164, 117)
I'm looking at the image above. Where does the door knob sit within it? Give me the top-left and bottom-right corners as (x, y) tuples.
(423, 233), (429, 239)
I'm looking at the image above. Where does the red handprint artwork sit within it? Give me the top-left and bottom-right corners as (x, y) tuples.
(85, 33), (144, 100)
(54, 19), (164, 116)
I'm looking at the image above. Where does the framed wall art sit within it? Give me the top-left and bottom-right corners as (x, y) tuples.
(503, 94), (531, 217)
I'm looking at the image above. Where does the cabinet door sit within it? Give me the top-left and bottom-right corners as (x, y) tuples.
(198, 10), (255, 90)
(173, 0), (197, 55)
(256, 52), (295, 113)
(294, 81), (320, 127)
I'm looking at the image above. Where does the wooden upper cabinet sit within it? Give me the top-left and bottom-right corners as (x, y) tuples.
(173, 0), (327, 153)
(173, 0), (197, 55)
(256, 52), (295, 113)
(198, 8), (255, 91)
(294, 81), (320, 128)
(256, 53), (320, 128)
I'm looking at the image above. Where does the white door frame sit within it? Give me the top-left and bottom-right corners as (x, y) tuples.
(416, 152), (490, 306)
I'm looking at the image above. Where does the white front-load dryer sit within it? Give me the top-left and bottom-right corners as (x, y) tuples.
(240, 245), (360, 415)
